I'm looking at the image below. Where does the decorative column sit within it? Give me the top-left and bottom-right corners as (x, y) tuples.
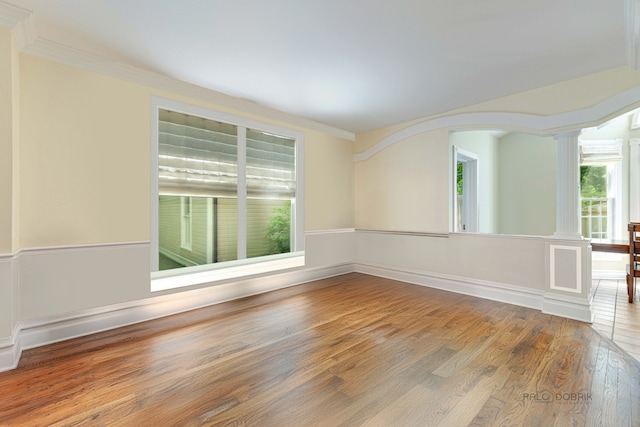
(553, 131), (582, 240)
(544, 131), (592, 322)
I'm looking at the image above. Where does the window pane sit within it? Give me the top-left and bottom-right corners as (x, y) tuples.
(216, 198), (238, 263)
(158, 195), (238, 270)
(245, 129), (295, 257)
(246, 129), (295, 198)
(247, 199), (292, 259)
(154, 105), (302, 278)
(158, 109), (238, 198)
(158, 110), (238, 270)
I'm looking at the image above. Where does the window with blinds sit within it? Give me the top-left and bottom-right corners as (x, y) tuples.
(152, 102), (303, 282)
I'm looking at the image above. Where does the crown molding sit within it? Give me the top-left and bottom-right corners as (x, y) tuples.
(11, 11), (36, 50)
(0, 1), (30, 29)
(0, 0), (354, 141)
(353, 86), (640, 162)
(18, 35), (355, 141)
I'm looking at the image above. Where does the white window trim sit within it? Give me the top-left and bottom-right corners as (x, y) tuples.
(150, 97), (305, 290)
(579, 139), (623, 241)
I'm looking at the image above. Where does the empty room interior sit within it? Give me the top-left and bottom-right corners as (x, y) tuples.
(1, 0), (640, 425)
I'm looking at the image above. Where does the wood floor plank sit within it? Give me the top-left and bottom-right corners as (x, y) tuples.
(1, 272), (639, 426)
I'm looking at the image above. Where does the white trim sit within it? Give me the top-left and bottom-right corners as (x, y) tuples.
(237, 127), (247, 260)
(549, 245), (583, 294)
(449, 231), (544, 241)
(0, 261), (354, 372)
(150, 253), (305, 292)
(353, 87), (640, 162)
(542, 292), (594, 323)
(0, 1), (30, 28)
(355, 261), (595, 323)
(18, 240), (149, 256)
(13, 32), (354, 140)
(355, 229), (449, 238)
(305, 228), (355, 235)
(150, 97), (306, 287)
(354, 262), (543, 310)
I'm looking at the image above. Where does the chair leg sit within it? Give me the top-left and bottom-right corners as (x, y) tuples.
(628, 275), (634, 303)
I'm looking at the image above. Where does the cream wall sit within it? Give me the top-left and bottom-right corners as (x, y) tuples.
(0, 27), (16, 339)
(20, 55), (151, 248)
(305, 130), (354, 231)
(0, 28), (15, 254)
(19, 55), (354, 249)
(355, 129), (449, 232)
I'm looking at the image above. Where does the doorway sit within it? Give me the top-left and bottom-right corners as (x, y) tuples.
(453, 146), (479, 232)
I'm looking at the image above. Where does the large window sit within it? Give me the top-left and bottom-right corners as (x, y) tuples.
(579, 139), (622, 240)
(151, 98), (304, 290)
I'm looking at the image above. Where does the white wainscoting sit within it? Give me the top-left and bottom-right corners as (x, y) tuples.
(0, 229), (596, 372)
(354, 262), (544, 310)
(354, 230), (593, 323)
(0, 230), (356, 372)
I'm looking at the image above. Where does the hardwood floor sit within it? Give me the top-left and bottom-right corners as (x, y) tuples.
(1, 273), (639, 426)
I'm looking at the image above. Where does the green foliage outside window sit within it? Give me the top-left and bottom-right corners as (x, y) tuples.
(580, 166), (606, 198)
(265, 203), (291, 255)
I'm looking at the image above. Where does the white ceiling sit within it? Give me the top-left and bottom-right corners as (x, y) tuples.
(3, 0), (632, 134)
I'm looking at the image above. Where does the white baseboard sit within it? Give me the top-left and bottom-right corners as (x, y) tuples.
(356, 261), (595, 324)
(542, 292), (594, 323)
(0, 262), (353, 373)
(354, 262), (544, 310)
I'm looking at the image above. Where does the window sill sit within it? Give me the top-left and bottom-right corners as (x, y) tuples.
(150, 252), (305, 292)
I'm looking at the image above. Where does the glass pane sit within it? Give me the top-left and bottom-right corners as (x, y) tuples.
(247, 199), (292, 259)
(216, 198), (238, 263)
(580, 165), (606, 198)
(158, 195), (238, 270)
(245, 129), (295, 198)
(245, 129), (295, 257)
(158, 110), (238, 270)
(158, 109), (238, 198)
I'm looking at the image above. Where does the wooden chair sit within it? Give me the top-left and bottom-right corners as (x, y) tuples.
(627, 223), (640, 303)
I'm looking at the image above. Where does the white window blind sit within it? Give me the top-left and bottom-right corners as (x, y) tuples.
(579, 139), (623, 165)
(158, 109), (238, 197)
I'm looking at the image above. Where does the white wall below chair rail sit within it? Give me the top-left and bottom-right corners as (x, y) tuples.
(354, 230), (594, 323)
(0, 230), (358, 372)
(0, 229), (594, 372)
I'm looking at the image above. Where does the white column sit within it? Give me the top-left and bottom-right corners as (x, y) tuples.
(553, 131), (583, 239)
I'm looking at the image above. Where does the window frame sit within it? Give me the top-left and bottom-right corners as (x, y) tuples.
(150, 97), (305, 291)
(578, 139), (623, 241)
